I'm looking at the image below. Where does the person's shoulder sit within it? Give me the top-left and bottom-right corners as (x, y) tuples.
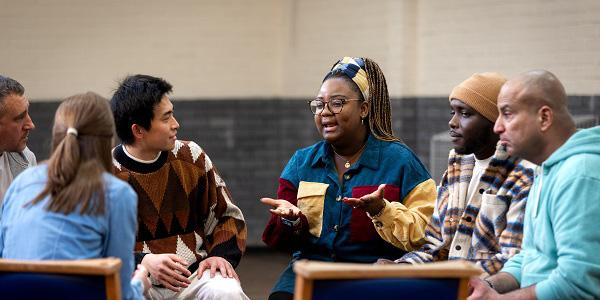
(379, 140), (416, 156)
(104, 172), (131, 188)
(510, 157), (536, 174)
(292, 140), (327, 159)
(111, 144), (127, 171)
(557, 152), (600, 181)
(22, 147), (36, 163)
(490, 144), (533, 176)
(172, 140), (205, 160)
(104, 172), (138, 202)
(546, 154), (600, 208)
(378, 140), (431, 178)
(498, 156), (536, 190)
(170, 140), (218, 173)
(379, 140), (424, 166)
(6, 148), (36, 165)
(9, 164), (46, 190)
(176, 140), (197, 148)
(16, 164), (45, 179)
(280, 141), (327, 174)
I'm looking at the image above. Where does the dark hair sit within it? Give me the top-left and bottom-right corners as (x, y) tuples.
(0, 75), (25, 113)
(324, 58), (402, 143)
(111, 74), (173, 145)
(29, 92), (115, 215)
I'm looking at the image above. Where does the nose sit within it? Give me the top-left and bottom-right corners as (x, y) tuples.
(172, 117), (180, 130)
(319, 102), (334, 116)
(448, 113), (458, 129)
(24, 113), (35, 131)
(493, 117), (504, 134)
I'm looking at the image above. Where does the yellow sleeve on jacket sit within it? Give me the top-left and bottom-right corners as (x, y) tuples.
(371, 179), (436, 251)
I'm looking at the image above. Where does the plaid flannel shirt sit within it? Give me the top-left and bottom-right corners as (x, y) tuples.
(397, 143), (535, 277)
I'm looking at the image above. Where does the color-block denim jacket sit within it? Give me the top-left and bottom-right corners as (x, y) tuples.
(263, 134), (436, 263)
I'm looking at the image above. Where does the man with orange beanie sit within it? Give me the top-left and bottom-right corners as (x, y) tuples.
(389, 73), (535, 279)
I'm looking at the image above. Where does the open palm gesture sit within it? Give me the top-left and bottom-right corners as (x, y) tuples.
(343, 184), (386, 216)
(261, 198), (302, 221)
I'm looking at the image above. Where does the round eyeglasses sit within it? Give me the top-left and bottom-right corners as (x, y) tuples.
(308, 99), (361, 115)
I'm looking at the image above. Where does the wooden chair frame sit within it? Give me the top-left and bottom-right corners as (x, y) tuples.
(293, 260), (482, 300)
(0, 257), (122, 300)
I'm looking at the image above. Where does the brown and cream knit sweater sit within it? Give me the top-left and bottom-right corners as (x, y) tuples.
(112, 140), (246, 271)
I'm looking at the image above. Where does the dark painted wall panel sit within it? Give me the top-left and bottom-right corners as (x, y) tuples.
(25, 96), (599, 246)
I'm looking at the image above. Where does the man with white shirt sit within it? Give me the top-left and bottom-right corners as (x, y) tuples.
(390, 73), (534, 278)
(0, 75), (36, 206)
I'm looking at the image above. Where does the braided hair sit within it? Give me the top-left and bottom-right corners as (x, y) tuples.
(326, 58), (402, 143)
(363, 58), (402, 143)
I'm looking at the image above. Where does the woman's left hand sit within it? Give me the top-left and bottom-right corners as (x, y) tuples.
(343, 184), (386, 216)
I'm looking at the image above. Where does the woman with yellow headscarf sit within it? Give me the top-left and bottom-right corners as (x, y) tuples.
(261, 57), (436, 300)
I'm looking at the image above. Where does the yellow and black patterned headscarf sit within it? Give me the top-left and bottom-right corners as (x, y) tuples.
(324, 57), (403, 143)
(326, 57), (369, 101)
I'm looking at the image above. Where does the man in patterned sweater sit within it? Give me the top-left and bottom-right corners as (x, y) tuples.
(388, 73), (535, 278)
(111, 74), (248, 300)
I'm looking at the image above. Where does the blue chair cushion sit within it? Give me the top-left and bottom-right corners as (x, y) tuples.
(0, 273), (107, 300)
(312, 277), (460, 300)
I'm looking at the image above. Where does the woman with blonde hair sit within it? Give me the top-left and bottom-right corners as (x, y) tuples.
(261, 57), (437, 299)
(0, 92), (149, 299)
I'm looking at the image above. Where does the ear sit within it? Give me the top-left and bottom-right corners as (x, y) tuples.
(360, 100), (370, 120)
(131, 124), (144, 140)
(538, 105), (553, 132)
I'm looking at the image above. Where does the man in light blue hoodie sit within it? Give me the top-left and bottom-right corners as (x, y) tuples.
(468, 69), (600, 300)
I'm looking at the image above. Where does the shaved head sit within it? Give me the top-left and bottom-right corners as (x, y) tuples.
(508, 70), (569, 117)
(495, 70), (576, 164)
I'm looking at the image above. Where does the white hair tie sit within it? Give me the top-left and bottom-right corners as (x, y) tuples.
(67, 127), (78, 137)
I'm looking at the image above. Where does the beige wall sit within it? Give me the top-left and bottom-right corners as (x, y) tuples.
(417, 0), (600, 96)
(1, 0), (598, 101)
(282, 0), (420, 98)
(1, 0), (286, 100)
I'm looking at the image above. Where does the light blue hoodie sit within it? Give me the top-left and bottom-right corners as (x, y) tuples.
(502, 126), (600, 299)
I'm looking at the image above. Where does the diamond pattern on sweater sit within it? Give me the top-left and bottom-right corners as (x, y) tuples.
(176, 236), (197, 266)
(143, 216), (160, 238)
(204, 202), (218, 235)
(172, 140), (183, 156)
(114, 141), (246, 269)
(220, 187), (231, 204)
(188, 141), (203, 163)
(194, 232), (208, 259)
(222, 200), (244, 220)
(157, 165), (192, 231)
(143, 242), (150, 253)
(171, 160), (201, 197)
(204, 153), (213, 171)
(215, 172), (225, 188)
(136, 166), (169, 213)
(112, 157), (122, 171)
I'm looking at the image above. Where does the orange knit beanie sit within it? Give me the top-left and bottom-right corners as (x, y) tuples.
(449, 72), (509, 122)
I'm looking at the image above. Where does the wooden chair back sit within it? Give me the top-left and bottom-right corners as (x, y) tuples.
(0, 257), (122, 300)
(293, 260), (482, 300)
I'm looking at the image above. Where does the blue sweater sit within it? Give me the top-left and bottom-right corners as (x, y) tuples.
(0, 165), (143, 300)
(501, 126), (600, 299)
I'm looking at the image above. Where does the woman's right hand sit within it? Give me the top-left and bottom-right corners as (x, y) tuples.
(260, 198), (302, 221)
